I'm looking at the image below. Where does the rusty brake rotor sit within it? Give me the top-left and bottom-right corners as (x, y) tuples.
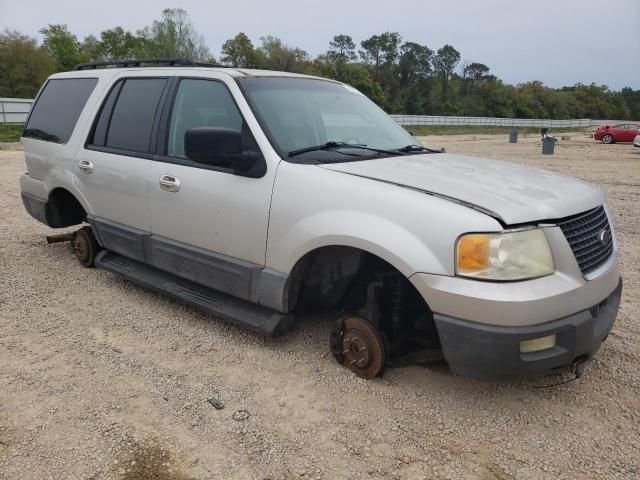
(331, 316), (386, 379)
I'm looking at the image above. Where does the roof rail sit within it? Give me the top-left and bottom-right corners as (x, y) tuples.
(74, 58), (233, 71)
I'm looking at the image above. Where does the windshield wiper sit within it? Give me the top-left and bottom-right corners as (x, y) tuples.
(395, 144), (443, 154)
(288, 141), (400, 158)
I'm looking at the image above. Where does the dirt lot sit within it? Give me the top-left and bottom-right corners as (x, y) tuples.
(1, 134), (639, 480)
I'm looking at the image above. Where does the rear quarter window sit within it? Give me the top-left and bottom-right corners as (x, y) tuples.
(23, 78), (98, 144)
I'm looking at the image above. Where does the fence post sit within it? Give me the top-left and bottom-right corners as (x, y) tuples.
(0, 100), (5, 124)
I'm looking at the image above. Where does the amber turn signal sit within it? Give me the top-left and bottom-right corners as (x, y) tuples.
(457, 234), (490, 271)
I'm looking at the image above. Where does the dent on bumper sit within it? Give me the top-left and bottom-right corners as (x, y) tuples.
(432, 278), (622, 379)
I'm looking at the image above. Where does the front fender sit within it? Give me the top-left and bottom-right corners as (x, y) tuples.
(279, 210), (445, 277)
(266, 162), (501, 277)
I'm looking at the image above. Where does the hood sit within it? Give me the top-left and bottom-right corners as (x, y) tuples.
(319, 153), (603, 225)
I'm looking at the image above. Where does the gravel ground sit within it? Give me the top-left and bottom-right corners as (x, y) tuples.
(1, 134), (639, 480)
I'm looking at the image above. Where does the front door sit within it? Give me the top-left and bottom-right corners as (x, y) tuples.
(148, 77), (275, 300)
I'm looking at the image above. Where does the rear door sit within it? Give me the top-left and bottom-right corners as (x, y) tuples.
(77, 75), (169, 261)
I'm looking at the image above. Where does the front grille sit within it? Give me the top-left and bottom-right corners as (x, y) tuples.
(557, 206), (613, 275)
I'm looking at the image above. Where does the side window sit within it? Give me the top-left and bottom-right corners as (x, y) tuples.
(24, 78), (98, 144)
(168, 79), (243, 158)
(90, 78), (167, 153)
(91, 80), (123, 146)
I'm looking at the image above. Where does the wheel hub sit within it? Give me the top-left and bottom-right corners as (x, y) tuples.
(72, 234), (90, 263)
(332, 316), (386, 379)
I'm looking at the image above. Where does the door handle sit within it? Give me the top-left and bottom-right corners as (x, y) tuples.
(78, 160), (94, 174)
(159, 174), (180, 192)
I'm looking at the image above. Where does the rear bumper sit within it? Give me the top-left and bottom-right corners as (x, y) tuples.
(20, 174), (50, 225)
(21, 192), (48, 225)
(434, 278), (622, 379)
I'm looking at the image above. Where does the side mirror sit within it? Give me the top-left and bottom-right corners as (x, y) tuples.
(184, 127), (259, 173)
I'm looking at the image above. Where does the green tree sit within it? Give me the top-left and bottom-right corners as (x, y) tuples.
(81, 34), (102, 61)
(359, 32), (401, 81)
(621, 87), (640, 120)
(560, 83), (630, 119)
(136, 8), (212, 61)
(358, 32), (402, 111)
(462, 77), (516, 117)
(328, 34), (356, 63)
(221, 32), (256, 67)
(335, 63), (386, 105)
(433, 44), (460, 100)
(96, 27), (141, 60)
(39, 24), (88, 70)
(0, 30), (55, 97)
(378, 32), (402, 67)
(254, 36), (308, 72)
(359, 35), (382, 77)
(322, 34), (357, 78)
(398, 42), (433, 113)
(7, 14), (637, 120)
(461, 61), (490, 94)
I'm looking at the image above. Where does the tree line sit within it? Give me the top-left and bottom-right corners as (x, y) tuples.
(1, 8), (638, 120)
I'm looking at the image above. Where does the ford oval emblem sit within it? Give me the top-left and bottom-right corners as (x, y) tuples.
(599, 229), (611, 245)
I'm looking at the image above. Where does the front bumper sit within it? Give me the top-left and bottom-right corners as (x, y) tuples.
(432, 278), (622, 379)
(410, 227), (619, 327)
(409, 225), (621, 379)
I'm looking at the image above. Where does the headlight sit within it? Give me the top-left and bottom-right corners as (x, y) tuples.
(456, 228), (554, 281)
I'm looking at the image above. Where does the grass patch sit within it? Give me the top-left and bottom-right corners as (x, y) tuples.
(0, 124), (24, 142)
(404, 125), (589, 136)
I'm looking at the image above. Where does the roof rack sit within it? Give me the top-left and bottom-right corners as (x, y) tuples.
(74, 58), (233, 71)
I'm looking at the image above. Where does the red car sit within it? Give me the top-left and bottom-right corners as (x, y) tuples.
(594, 123), (640, 144)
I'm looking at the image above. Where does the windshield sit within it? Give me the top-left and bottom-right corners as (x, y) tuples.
(237, 77), (421, 161)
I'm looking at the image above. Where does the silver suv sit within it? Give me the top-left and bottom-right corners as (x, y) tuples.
(20, 59), (622, 380)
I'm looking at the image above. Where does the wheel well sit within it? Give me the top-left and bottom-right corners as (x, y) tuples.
(287, 246), (440, 358)
(46, 188), (86, 228)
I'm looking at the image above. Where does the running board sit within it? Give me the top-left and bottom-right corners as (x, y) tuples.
(95, 250), (294, 337)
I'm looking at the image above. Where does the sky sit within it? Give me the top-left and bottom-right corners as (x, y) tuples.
(1, 0), (639, 90)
